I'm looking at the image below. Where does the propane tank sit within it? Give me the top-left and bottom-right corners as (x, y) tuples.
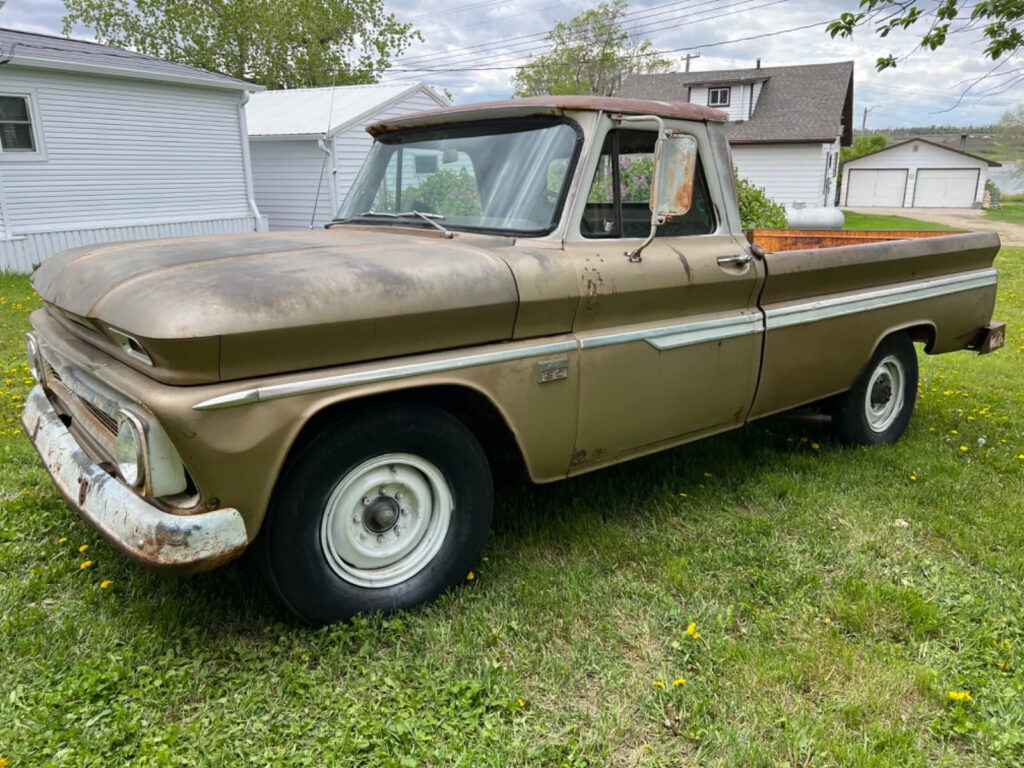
(784, 205), (845, 230)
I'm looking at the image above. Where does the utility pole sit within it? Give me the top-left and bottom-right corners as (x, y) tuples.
(862, 106), (877, 132)
(680, 53), (700, 72)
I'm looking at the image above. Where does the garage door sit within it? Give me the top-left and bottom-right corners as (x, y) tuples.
(913, 168), (979, 208)
(845, 169), (908, 206)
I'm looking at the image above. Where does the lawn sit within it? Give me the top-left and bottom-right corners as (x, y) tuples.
(841, 210), (958, 231)
(988, 201), (1024, 227)
(1, 254), (1023, 767)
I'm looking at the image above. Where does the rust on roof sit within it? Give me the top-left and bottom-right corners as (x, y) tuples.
(368, 96), (727, 136)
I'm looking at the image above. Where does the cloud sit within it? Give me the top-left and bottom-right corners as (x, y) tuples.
(2, 0), (1019, 126)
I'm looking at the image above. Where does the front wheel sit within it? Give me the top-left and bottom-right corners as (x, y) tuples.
(830, 333), (919, 445)
(258, 403), (493, 625)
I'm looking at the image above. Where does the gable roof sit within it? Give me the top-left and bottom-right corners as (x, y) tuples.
(843, 137), (1001, 167)
(0, 27), (258, 91)
(246, 83), (449, 139)
(618, 61), (854, 146)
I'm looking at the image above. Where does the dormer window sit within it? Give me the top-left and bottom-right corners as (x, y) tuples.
(708, 87), (731, 107)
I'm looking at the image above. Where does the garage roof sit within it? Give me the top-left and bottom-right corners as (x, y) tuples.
(246, 83), (448, 139)
(843, 137), (1001, 167)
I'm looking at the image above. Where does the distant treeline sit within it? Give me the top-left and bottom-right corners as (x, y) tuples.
(855, 125), (1020, 137)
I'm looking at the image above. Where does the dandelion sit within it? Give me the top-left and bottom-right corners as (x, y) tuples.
(686, 622), (701, 640)
(516, 697), (525, 707)
(960, 446), (969, 453)
(80, 560), (93, 569)
(948, 690), (972, 702)
(910, 475), (918, 482)
(811, 443), (820, 451)
(100, 580), (112, 589)
(652, 680), (665, 689)
(482, 556), (489, 562)
(951, 430), (959, 435)
(58, 537), (67, 543)
(679, 493), (687, 498)
(703, 472), (712, 478)
(998, 661), (1010, 672)
(466, 571), (475, 581)
(78, 544), (88, 553)
(673, 678), (687, 687)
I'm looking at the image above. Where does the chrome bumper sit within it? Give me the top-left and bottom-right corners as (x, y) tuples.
(21, 385), (248, 573)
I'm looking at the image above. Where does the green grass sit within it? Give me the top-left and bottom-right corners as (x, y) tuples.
(2, 255), (1024, 767)
(987, 201), (1024, 226)
(842, 211), (959, 231)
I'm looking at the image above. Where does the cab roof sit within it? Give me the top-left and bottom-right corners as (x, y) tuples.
(367, 95), (728, 136)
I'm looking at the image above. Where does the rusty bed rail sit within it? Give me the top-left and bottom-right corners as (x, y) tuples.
(747, 229), (966, 253)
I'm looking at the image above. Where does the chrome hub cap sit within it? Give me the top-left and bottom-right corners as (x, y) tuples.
(320, 453), (453, 588)
(864, 355), (905, 433)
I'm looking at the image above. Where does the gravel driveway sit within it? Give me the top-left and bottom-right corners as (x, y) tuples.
(844, 207), (1024, 246)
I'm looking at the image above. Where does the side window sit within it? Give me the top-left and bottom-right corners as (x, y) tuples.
(581, 129), (715, 239)
(0, 95), (37, 153)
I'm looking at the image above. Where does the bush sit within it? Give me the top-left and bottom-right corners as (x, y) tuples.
(401, 169), (482, 217)
(735, 171), (787, 229)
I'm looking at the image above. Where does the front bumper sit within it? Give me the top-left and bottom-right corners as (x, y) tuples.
(21, 385), (248, 573)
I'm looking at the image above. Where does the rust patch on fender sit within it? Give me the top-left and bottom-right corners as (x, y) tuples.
(78, 477), (88, 506)
(570, 449), (588, 466)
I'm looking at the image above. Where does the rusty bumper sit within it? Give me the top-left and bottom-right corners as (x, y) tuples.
(21, 385), (248, 573)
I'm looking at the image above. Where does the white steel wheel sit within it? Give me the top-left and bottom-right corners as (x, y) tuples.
(320, 453), (453, 589)
(863, 355), (906, 433)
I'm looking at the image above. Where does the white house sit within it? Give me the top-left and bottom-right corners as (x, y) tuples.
(245, 83), (448, 231)
(619, 62), (855, 213)
(0, 28), (265, 273)
(841, 138), (1000, 208)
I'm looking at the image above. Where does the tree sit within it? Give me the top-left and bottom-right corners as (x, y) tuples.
(512, 0), (671, 98)
(999, 103), (1024, 132)
(62, 0), (419, 90)
(841, 135), (888, 163)
(827, 1), (1023, 73)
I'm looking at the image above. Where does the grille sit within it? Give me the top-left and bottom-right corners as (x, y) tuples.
(81, 398), (118, 435)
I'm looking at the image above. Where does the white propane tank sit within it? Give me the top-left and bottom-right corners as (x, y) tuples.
(784, 206), (845, 230)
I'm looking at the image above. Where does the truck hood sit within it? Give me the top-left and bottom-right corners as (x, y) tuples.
(32, 227), (521, 383)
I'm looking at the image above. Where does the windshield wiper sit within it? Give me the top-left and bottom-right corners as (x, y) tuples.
(327, 210), (453, 239)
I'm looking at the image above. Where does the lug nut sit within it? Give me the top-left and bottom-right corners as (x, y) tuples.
(362, 497), (371, 506)
(377, 535), (384, 544)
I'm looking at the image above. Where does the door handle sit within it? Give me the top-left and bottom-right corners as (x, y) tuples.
(717, 254), (753, 267)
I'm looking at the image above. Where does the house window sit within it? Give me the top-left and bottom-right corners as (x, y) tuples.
(708, 87), (731, 107)
(414, 153), (438, 175)
(0, 96), (36, 152)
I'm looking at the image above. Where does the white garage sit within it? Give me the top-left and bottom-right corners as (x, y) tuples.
(841, 138), (999, 209)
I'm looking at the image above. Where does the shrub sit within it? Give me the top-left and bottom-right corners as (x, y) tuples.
(735, 171), (787, 229)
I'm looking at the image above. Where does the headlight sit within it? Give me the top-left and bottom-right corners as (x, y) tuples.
(25, 333), (41, 382)
(115, 411), (146, 487)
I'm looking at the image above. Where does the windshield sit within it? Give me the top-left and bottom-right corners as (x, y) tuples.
(335, 118), (580, 235)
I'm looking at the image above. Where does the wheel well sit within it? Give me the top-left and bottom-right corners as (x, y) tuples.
(284, 385), (528, 479)
(902, 323), (936, 353)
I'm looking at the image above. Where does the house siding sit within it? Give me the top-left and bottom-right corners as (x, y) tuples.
(689, 82), (765, 122)
(731, 143), (833, 207)
(841, 140), (989, 207)
(0, 66), (262, 272)
(250, 139), (333, 231)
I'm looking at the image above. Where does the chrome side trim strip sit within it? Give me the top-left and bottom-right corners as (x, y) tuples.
(765, 269), (997, 331)
(194, 339), (579, 411)
(580, 313), (762, 350)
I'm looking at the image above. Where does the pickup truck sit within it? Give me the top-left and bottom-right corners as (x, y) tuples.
(22, 96), (1004, 625)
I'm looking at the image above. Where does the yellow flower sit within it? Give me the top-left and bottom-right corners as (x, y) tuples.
(58, 537), (67, 543)
(100, 580), (112, 589)
(679, 493), (687, 498)
(482, 556), (489, 562)
(703, 472), (712, 478)
(641, 744), (652, 754)
(948, 690), (972, 702)
(516, 697), (525, 707)
(910, 475), (918, 482)
(686, 622), (701, 640)
(673, 678), (687, 687)
(78, 544), (89, 553)
(80, 560), (93, 569)
(652, 680), (665, 689)
(466, 571), (475, 581)
(1018, 454), (1024, 460)
(998, 661), (1010, 672)
(811, 443), (820, 451)
(959, 446), (969, 452)
(951, 429), (959, 435)
(0, 757), (8, 768)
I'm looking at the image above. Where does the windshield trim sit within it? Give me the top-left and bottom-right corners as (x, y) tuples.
(334, 116), (585, 238)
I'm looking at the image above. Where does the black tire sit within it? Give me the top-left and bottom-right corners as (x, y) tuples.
(830, 333), (918, 446)
(258, 403), (493, 626)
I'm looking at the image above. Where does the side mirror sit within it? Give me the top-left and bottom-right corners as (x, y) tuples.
(652, 134), (698, 220)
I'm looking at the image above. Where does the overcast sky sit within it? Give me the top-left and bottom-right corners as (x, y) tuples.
(2, 0), (1021, 129)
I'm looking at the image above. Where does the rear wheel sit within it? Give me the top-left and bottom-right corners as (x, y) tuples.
(830, 333), (918, 446)
(259, 403), (493, 625)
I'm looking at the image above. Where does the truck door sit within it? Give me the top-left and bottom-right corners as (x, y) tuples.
(563, 119), (765, 470)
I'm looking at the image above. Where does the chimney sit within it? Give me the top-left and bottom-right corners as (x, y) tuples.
(959, 134), (968, 152)
(756, 58), (761, 70)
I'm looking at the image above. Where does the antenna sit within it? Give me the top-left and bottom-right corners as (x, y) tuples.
(310, 75), (339, 229)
